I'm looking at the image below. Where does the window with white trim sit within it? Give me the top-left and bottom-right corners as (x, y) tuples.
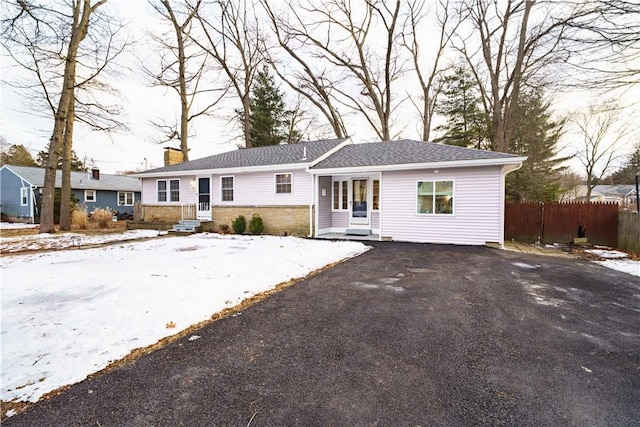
(157, 179), (179, 202)
(372, 179), (380, 211)
(118, 191), (134, 206)
(275, 173), (292, 194)
(169, 179), (180, 202)
(221, 176), (234, 201)
(157, 180), (167, 202)
(332, 180), (348, 210)
(20, 187), (29, 206)
(84, 189), (96, 202)
(417, 180), (454, 214)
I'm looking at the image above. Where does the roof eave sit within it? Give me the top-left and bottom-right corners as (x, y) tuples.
(308, 156), (528, 175)
(135, 162), (312, 178)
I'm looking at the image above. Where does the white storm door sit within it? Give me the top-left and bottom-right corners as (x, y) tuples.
(197, 177), (211, 220)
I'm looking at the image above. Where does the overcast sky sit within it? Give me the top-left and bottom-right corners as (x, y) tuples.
(0, 1), (637, 175)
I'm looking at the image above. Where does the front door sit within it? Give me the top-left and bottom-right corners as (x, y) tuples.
(350, 178), (369, 226)
(197, 177), (211, 220)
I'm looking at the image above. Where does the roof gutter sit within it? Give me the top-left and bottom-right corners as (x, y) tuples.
(307, 156), (528, 175)
(135, 162), (313, 178)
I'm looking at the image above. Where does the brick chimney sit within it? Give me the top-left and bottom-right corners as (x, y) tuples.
(164, 147), (184, 166)
(91, 167), (100, 180)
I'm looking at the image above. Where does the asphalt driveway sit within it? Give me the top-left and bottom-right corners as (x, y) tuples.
(5, 242), (640, 426)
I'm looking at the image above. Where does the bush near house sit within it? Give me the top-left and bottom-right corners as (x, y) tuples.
(248, 214), (264, 235)
(231, 215), (246, 234)
(218, 224), (231, 234)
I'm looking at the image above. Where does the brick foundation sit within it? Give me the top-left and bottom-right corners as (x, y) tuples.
(140, 204), (313, 237)
(140, 205), (183, 222)
(213, 205), (312, 236)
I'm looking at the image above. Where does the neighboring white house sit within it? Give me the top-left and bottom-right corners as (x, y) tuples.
(134, 138), (527, 246)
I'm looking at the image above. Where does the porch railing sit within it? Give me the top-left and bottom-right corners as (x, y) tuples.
(181, 204), (197, 220)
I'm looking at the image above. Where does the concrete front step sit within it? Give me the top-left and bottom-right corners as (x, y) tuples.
(344, 228), (371, 236)
(169, 219), (202, 233)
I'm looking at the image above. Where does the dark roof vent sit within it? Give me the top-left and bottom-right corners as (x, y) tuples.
(91, 167), (100, 180)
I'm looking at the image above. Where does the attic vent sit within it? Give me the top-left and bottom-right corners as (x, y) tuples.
(301, 146), (307, 161)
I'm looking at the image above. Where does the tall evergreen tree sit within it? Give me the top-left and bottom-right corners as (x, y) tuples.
(434, 65), (490, 149)
(247, 66), (292, 147)
(603, 141), (640, 184)
(37, 149), (86, 172)
(0, 144), (37, 167)
(505, 90), (568, 201)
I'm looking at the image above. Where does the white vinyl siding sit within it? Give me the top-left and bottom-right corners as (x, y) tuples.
(212, 169), (312, 206)
(141, 177), (195, 205)
(381, 167), (503, 245)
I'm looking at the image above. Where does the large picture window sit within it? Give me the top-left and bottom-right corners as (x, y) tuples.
(417, 180), (454, 214)
(275, 173), (292, 194)
(221, 176), (234, 201)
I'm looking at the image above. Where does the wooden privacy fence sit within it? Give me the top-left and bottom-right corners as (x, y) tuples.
(505, 201), (619, 247)
(618, 210), (639, 254)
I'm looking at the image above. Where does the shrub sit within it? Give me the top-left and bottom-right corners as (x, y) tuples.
(91, 207), (114, 229)
(231, 215), (246, 234)
(248, 214), (264, 235)
(218, 223), (230, 234)
(71, 205), (89, 229)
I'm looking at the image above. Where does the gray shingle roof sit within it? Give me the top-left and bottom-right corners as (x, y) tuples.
(3, 165), (141, 192)
(141, 138), (348, 174)
(311, 140), (522, 169)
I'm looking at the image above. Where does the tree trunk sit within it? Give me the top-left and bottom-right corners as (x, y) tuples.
(59, 94), (75, 231)
(242, 94), (252, 148)
(40, 0), (100, 233)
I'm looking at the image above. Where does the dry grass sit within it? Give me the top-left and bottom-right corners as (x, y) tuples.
(71, 207), (89, 229)
(90, 208), (114, 229)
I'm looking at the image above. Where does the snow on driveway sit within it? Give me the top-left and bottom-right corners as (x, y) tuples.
(1, 233), (369, 406)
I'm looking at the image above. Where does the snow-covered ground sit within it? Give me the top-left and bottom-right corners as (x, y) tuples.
(586, 246), (640, 277)
(1, 229), (369, 409)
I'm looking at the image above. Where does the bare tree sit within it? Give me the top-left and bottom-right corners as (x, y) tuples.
(452, 0), (580, 153)
(268, 0), (405, 141)
(559, 0), (640, 90)
(194, 0), (267, 148)
(2, 0), (113, 233)
(146, 0), (227, 161)
(260, 0), (348, 139)
(400, 0), (457, 141)
(2, 0), (128, 231)
(571, 102), (630, 201)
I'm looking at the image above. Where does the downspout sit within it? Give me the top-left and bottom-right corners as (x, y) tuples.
(378, 171), (383, 241)
(309, 174), (316, 238)
(501, 163), (524, 248)
(30, 186), (38, 224)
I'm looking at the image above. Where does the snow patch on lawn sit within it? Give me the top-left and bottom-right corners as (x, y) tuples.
(1, 233), (369, 405)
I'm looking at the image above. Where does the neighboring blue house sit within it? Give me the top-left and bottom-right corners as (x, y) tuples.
(0, 165), (142, 223)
